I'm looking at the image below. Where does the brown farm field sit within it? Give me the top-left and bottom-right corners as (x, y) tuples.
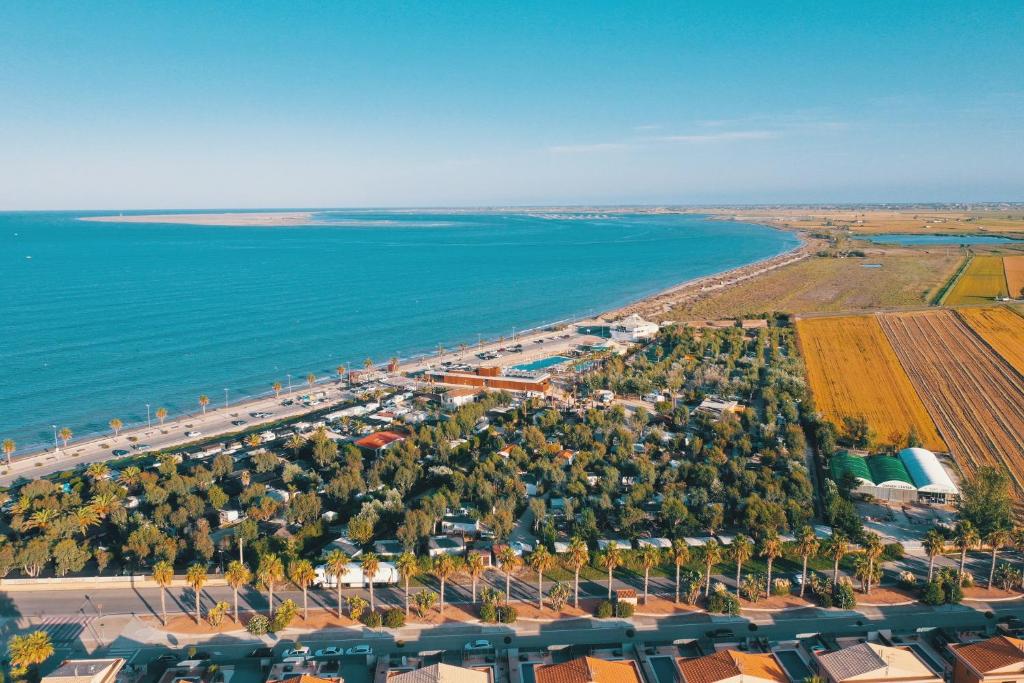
(943, 255), (1008, 305)
(958, 307), (1024, 376)
(796, 315), (945, 451)
(1005, 255), (1024, 299)
(670, 250), (963, 319)
(711, 208), (1024, 236)
(878, 310), (1024, 495)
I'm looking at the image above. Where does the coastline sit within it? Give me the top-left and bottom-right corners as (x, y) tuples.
(2, 216), (804, 475)
(80, 211), (317, 226)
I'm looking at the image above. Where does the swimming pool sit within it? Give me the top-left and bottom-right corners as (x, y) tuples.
(521, 662), (538, 683)
(650, 656), (680, 683)
(774, 650), (812, 681)
(512, 355), (570, 371)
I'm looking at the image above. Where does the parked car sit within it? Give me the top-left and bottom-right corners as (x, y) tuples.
(344, 645), (373, 656)
(464, 640), (491, 652)
(314, 647), (342, 657)
(231, 420), (247, 426)
(247, 647), (273, 658)
(185, 431), (201, 437)
(282, 646), (310, 659)
(704, 628), (734, 638)
(112, 449), (129, 456)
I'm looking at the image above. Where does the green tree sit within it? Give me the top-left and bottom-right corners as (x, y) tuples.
(151, 560), (174, 626)
(360, 552), (381, 612)
(565, 537), (590, 609)
(637, 545), (661, 605)
(702, 539), (722, 597)
(432, 554), (457, 614)
(465, 552), (487, 604)
(825, 531), (849, 584)
(290, 558), (316, 621)
(760, 534), (782, 596)
(959, 466), (1013, 537)
(599, 542), (622, 600)
(257, 553), (285, 618)
(225, 560), (251, 623)
(186, 563), (207, 624)
(986, 527), (1011, 589)
(955, 521), (980, 586)
(8, 630), (53, 675)
(528, 546), (553, 609)
(324, 549), (351, 618)
(923, 528), (945, 582)
(731, 535), (753, 598)
(796, 526), (819, 599)
(862, 533), (883, 594)
(497, 546), (521, 604)
(2, 438), (15, 466)
(396, 551), (418, 617)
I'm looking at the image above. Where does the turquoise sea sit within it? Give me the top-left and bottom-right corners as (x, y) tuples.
(0, 210), (798, 450)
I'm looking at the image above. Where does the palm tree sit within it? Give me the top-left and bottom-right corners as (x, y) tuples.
(671, 538), (691, 604)
(152, 560), (174, 626)
(8, 630), (54, 675)
(987, 527), (1011, 589)
(290, 559), (316, 621)
(826, 531), (849, 584)
(497, 545), (521, 604)
(796, 526), (819, 598)
(955, 521), (980, 586)
(433, 554), (457, 614)
(731, 535), (753, 598)
(760, 534), (782, 596)
(155, 407), (167, 425)
(109, 418), (123, 437)
(86, 461), (109, 482)
(862, 533), (884, 594)
(245, 433), (262, 449)
(2, 438), (14, 466)
(923, 528), (945, 582)
(225, 560), (251, 623)
(118, 466), (142, 488)
(58, 427), (72, 448)
(185, 563), (207, 623)
(702, 539), (722, 597)
(198, 395), (209, 415)
(638, 546), (661, 604)
(599, 541), (622, 600)
(306, 373), (316, 389)
(26, 508), (58, 532)
(256, 553), (285, 617)
(71, 505), (100, 537)
(853, 555), (873, 593)
(360, 553), (381, 612)
(324, 549), (351, 618)
(528, 546), (553, 609)
(565, 537), (590, 609)
(286, 433), (305, 458)
(363, 357), (374, 371)
(465, 552), (487, 604)
(396, 551), (418, 617)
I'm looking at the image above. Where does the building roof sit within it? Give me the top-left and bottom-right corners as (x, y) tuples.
(534, 656), (643, 683)
(899, 447), (958, 494)
(830, 451), (874, 487)
(866, 456), (915, 488)
(677, 650), (788, 683)
(355, 431), (405, 450)
(816, 643), (938, 682)
(44, 659), (126, 683)
(276, 675), (337, 683)
(388, 663), (488, 683)
(951, 636), (1024, 674)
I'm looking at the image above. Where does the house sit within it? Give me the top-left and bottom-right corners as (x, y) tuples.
(557, 449), (575, 465)
(615, 588), (637, 605)
(950, 635), (1024, 683)
(677, 650), (788, 683)
(428, 535), (465, 557)
(467, 547), (492, 567)
(388, 663), (490, 683)
(218, 509), (241, 526)
(521, 472), (539, 496)
(442, 387), (481, 409)
(534, 656), (643, 683)
(373, 539), (405, 558)
(815, 642), (942, 683)
(323, 536), (362, 559)
(441, 514), (481, 537)
(354, 430), (406, 456)
(265, 660), (341, 683)
(609, 314), (660, 342)
(694, 396), (744, 420)
(43, 659), (127, 683)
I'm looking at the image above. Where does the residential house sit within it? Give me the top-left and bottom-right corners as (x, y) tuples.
(677, 650), (788, 683)
(441, 514), (482, 537)
(354, 430), (406, 456)
(43, 659), (128, 683)
(814, 643), (941, 683)
(387, 663), (490, 683)
(534, 656), (643, 683)
(428, 535), (465, 557)
(950, 636), (1024, 683)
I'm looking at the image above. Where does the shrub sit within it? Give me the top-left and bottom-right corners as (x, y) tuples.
(771, 578), (791, 596)
(948, 582), (964, 605)
(246, 615), (270, 635)
(362, 611), (383, 628)
(898, 571), (917, 589)
(547, 582), (571, 611)
(272, 599), (298, 631)
(741, 574), (766, 603)
(615, 602), (634, 618)
(707, 590), (740, 615)
(480, 603), (498, 623)
(832, 582), (857, 609)
(347, 596), (368, 621)
(497, 605), (517, 624)
(882, 543), (905, 561)
(383, 608), (406, 628)
(207, 601), (230, 627)
(595, 600), (614, 618)
(921, 580), (945, 606)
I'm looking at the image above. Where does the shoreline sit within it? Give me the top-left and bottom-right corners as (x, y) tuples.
(80, 211), (318, 226)
(2, 219), (804, 474)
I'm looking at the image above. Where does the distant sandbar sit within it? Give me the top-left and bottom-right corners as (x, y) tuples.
(81, 211), (318, 227)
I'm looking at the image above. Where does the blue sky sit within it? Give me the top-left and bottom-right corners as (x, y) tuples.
(1, 1), (1022, 208)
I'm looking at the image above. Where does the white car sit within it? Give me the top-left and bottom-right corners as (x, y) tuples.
(282, 646), (310, 659)
(185, 430), (201, 437)
(344, 645), (373, 656)
(464, 640), (492, 652)
(314, 647), (342, 657)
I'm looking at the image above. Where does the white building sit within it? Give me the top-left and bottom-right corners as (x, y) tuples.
(899, 447), (959, 502)
(610, 314), (660, 342)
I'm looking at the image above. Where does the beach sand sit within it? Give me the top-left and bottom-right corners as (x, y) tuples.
(80, 211), (317, 226)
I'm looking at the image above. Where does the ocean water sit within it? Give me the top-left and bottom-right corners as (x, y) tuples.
(0, 210), (798, 449)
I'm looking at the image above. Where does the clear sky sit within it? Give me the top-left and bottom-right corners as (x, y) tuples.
(1, 1), (1022, 209)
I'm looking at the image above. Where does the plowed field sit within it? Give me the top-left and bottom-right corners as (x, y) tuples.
(959, 307), (1024, 376)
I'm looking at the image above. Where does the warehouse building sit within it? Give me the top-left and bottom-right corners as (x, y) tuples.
(899, 447), (959, 503)
(829, 448), (959, 504)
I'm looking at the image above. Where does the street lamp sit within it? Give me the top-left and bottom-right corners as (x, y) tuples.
(146, 403), (151, 428)
(52, 425), (58, 450)
(287, 373), (292, 393)
(224, 388), (229, 410)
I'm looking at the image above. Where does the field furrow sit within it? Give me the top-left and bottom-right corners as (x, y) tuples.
(878, 310), (1024, 496)
(959, 307), (1024, 376)
(944, 255), (1008, 305)
(796, 315), (945, 451)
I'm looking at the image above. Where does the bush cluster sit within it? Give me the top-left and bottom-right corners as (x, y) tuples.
(595, 600), (614, 618)
(707, 590), (740, 615)
(383, 608), (406, 628)
(361, 611), (383, 628)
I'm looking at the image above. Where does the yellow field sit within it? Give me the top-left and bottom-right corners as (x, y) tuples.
(797, 315), (945, 451)
(944, 255), (1008, 305)
(959, 307), (1024, 376)
(1004, 255), (1024, 299)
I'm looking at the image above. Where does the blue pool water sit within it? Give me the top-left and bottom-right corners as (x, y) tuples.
(512, 355), (571, 372)
(0, 210), (797, 449)
(864, 233), (1021, 245)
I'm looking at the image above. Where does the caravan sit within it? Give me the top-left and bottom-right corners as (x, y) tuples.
(314, 561), (399, 588)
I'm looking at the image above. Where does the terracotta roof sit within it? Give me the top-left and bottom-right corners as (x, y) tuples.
(616, 588), (638, 598)
(388, 663), (488, 683)
(678, 650), (788, 683)
(534, 656), (643, 683)
(275, 675), (337, 683)
(817, 643), (937, 682)
(355, 431), (405, 449)
(952, 636), (1024, 674)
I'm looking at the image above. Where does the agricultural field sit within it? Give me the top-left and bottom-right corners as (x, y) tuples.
(943, 255), (1008, 305)
(1004, 255), (1024, 299)
(710, 208), (1024, 236)
(878, 310), (1024, 495)
(958, 307), (1024, 376)
(672, 249), (963, 319)
(796, 315), (945, 451)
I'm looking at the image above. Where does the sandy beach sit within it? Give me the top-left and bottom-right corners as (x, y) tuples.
(80, 211), (318, 226)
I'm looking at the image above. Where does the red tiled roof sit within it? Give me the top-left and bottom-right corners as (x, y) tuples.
(535, 656), (642, 683)
(952, 636), (1024, 674)
(355, 431), (405, 449)
(677, 650), (788, 683)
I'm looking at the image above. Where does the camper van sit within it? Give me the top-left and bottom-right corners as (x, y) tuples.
(314, 561), (399, 588)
